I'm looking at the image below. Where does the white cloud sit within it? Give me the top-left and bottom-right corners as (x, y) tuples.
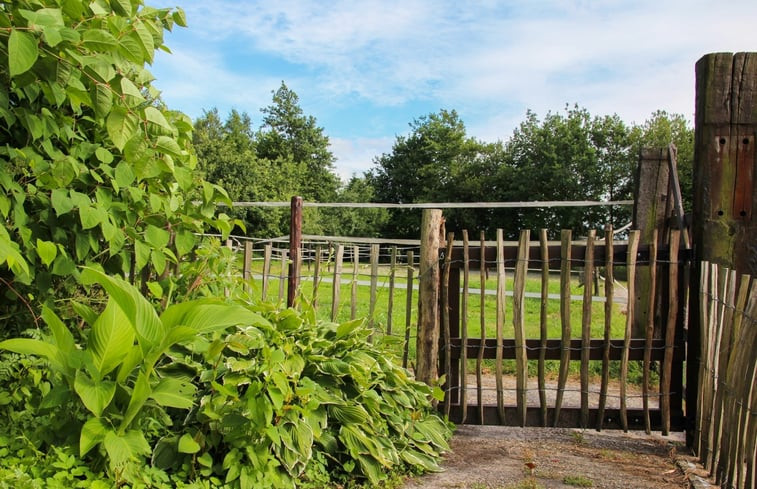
(329, 136), (394, 182)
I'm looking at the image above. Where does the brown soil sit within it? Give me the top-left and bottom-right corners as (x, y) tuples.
(402, 425), (701, 489)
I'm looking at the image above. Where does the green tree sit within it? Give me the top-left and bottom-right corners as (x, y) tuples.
(369, 109), (490, 237)
(256, 82), (339, 202)
(0, 0), (232, 335)
(502, 106), (634, 236)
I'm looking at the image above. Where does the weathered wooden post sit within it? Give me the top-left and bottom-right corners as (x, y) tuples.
(416, 209), (444, 385)
(287, 196), (303, 308)
(688, 52), (757, 445)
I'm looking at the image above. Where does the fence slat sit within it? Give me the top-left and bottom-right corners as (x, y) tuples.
(403, 250), (415, 369)
(620, 230), (640, 432)
(368, 244), (379, 336)
(661, 229), (680, 435)
(539, 229), (549, 427)
(442, 233), (454, 417)
(705, 266), (727, 471)
(351, 245), (359, 320)
(711, 268), (737, 477)
(387, 246), (397, 335)
(312, 245), (322, 310)
(695, 261), (711, 455)
(643, 229), (658, 434)
(331, 245), (344, 322)
(554, 229), (573, 426)
(597, 224), (614, 431)
(477, 231), (486, 425)
(513, 229), (530, 427)
(243, 241), (253, 282)
(262, 244), (272, 300)
(278, 249), (287, 303)
(495, 228), (506, 424)
(580, 229), (596, 430)
(461, 230), (470, 424)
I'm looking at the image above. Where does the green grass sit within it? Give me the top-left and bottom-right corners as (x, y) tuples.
(243, 254), (633, 373)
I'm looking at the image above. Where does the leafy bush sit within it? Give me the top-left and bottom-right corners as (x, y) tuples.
(0, 270), (451, 488)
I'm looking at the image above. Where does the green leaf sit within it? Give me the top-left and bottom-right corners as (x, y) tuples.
(36, 239), (58, 267)
(9, 29), (39, 77)
(151, 249), (167, 274)
(133, 19), (155, 62)
(50, 188), (73, 216)
(174, 229), (195, 257)
(155, 135), (182, 157)
(103, 430), (150, 467)
(80, 417), (108, 456)
(144, 106), (172, 131)
(74, 370), (116, 416)
(0, 338), (62, 371)
(145, 224), (169, 249)
(95, 147), (114, 164)
(79, 204), (106, 229)
(177, 433), (200, 454)
(89, 299), (135, 377)
(114, 161), (135, 187)
(80, 268), (165, 355)
(161, 300), (269, 334)
(106, 107), (138, 151)
(120, 370), (151, 433)
(150, 377), (195, 409)
(93, 83), (113, 118)
(82, 29), (118, 51)
(172, 8), (188, 27)
(336, 318), (365, 339)
(19, 8), (65, 29)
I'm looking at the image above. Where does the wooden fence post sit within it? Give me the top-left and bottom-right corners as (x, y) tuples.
(287, 196), (303, 308)
(416, 209), (443, 385)
(689, 52), (757, 446)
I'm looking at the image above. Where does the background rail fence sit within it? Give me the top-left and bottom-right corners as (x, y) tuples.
(437, 225), (690, 432)
(694, 262), (756, 489)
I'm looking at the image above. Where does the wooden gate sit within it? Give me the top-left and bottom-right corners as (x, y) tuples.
(438, 227), (690, 432)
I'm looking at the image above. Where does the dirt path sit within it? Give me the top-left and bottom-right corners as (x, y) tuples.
(403, 425), (703, 489)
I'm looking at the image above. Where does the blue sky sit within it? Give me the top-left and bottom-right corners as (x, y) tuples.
(150, 1), (757, 181)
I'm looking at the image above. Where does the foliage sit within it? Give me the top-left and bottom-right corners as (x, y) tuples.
(0, 268), (451, 488)
(0, 0), (234, 337)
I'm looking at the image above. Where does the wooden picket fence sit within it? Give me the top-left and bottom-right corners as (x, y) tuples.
(438, 226), (689, 432)
(695, 262), (756, 489)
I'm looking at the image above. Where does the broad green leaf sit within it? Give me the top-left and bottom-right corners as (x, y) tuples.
(116, 347), (143, 384)
(82, 29), (118, 51)
(336, 318), (365, 339)
(174, 229), (195, 257)
(106, 107), (138, 151)
(146, 281), (162, 298)
(103, 430), (150, 467)
(0, 338), (62, 371)
(119, 370), (151, 433)
(89, 299), (135, 377)
(8, 29), (39, 77)
(36, 239), (57, 267)
(329, 404), (370, 425)
(95, 147), (113, 164)
(155, 135), (182, 157)
(134, 239), (150, 271)
(177, 433), (200, 454)
(119, 78), (144, 105)
(151, 249), (167, 275)
(74, 370), (116, 416)
(80, 417), (108, 456)
(40, 305), (75, 357)
(80, 268), (165, 355)
(150, 377), (195, 409)
(144, 106), (172, 131)
(51, 188), (73, 216)
(19, 8), (65, 28)
(79, 204), (106, 229)
(161, 300), (269, 334)
(114, 161), (135, 187)
(118, 32), (144, 64)
(93, 83), (113, 118)
(133, 19), (155, 62)
(172, 8), (187, 27)
(42, 26), (63, 47)
(111, 0), (133, 16)
(145, 224), (169, 249)
(0, 230), (30, 278)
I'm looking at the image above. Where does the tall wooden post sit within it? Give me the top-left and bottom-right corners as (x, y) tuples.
(416, 209), (443, 385)
(689, 52), (757, 444)
(287, 196), (303, 308)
